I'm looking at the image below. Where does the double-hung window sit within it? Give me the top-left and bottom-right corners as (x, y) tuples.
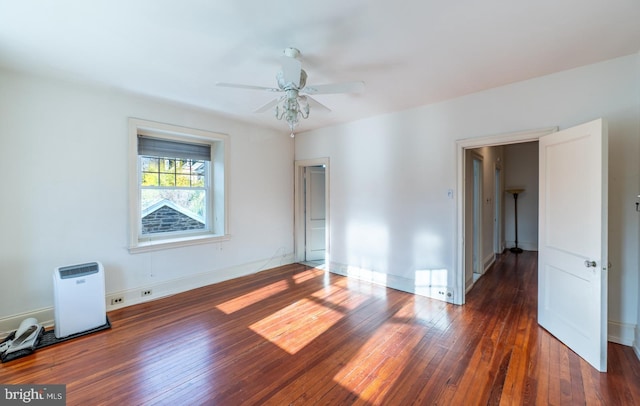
(128, 118), (229, 252)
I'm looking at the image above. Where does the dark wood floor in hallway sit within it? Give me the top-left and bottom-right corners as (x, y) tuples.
(1, 251), (639, 405)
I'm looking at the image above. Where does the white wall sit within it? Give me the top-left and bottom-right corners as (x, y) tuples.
(504, 142), (539, 251)
(0, 69), (294, 331)
(295, 54), (640, 340)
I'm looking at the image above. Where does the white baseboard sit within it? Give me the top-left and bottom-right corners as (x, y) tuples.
(0, 254), (294, 338)
(0, 308), (55, 340)
(483, 253), (495, 273)
(607, 320), (636, 346)
(505, 240), (538, 251)
(328, 262), (456, 304)
(104, 253), (294, 312)
(465, 277), (475, 294)
(460, 255), (495, 296)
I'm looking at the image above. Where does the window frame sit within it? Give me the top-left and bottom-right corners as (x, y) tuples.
(128, 118), (230, 253)
(138, 156), (209, 238)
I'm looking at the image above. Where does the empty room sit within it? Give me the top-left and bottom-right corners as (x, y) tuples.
(1, 1), (640, 404)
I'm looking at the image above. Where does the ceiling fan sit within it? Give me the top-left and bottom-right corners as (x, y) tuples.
(216, 47), (365, 137)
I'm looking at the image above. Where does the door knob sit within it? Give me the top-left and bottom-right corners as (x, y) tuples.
(584, 260), (597, 268)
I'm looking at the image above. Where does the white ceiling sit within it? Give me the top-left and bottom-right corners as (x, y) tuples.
(1, 0), (639, 133)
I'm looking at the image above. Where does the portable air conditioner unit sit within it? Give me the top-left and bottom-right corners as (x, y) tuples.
(53, 261), (106, 338)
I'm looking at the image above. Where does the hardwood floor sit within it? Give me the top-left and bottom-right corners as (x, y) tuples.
(2, 251), (640, 405)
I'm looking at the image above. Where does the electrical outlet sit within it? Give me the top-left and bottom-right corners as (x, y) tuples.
(141, 289), (152, 297)
(436, 289), (454, 302)
(110, 297), (124, 305)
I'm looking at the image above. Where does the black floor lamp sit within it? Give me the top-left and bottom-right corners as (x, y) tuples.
(506, 188), (525, 254)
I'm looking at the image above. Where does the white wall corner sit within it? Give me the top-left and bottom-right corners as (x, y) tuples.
(328, 262), (455, 304)
(607, 320), (636, 346)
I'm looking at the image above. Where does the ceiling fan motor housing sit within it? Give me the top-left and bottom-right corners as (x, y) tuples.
(283, 47), (301, 59)
(277, 69), (307, 90)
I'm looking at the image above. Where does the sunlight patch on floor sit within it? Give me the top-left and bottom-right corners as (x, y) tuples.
(332, 304), (427, 405)
(216, 280), (289, 314)
(342, 265), (389, 300)
(293, 267), (325, 284)
(249, 298), (343, 354)
(311, 285), (369, 311)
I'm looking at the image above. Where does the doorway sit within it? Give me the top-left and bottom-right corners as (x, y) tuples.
(456, 127), (557, 304)
(304, 165), (326, 262)
(472, 155), (483, 283)
(457, 122), (609, 372)
(294, 158), (329, 266)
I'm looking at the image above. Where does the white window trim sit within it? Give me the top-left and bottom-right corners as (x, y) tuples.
(128, 118), (230, 253)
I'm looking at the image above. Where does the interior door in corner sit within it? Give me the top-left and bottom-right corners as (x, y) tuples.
(305, 166), (326, 261)
(538, 118), (608, 372)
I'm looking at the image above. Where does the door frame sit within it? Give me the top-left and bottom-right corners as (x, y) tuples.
(471, 153), (483, 276)
(494, 164), (503, 254)
(304, 165), (327, 261)
(294, 157), (330, 263)
(455, 127), (557, 304)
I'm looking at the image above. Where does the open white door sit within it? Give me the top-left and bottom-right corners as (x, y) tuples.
(305, 166), (326, 261)
(538, 118), (608, 372)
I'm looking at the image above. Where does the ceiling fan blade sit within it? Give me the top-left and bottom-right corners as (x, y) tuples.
(280, 56), (302, 87)
(253, 98), (281, 113)
(216, 82), (281, 92)
(303, 81), (365, 95)
(305, 96), (332, 113)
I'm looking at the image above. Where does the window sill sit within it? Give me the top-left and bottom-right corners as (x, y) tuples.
(129, 234), (231, 254)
